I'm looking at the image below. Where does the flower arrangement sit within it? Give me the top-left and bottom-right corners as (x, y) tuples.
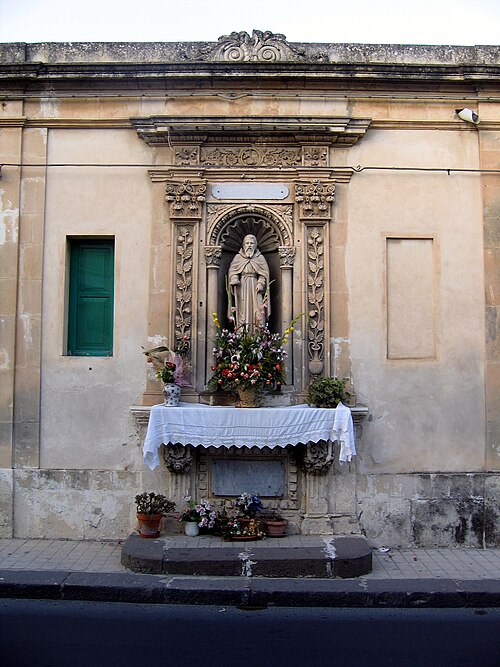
(134, 492), (176, 516)
(234, 492), (263, 518)
(142, 337), (189, 385)
(178, 496), (216, 529)
(207, 313), (299, 394)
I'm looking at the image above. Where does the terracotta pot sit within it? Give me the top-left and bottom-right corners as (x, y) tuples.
(137, 513), (162, 538)
(264, 519), (288, 537)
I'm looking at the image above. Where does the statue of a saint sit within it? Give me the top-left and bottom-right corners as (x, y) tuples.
(227, 234), (270, 327)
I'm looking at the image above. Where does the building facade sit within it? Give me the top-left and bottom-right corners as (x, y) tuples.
(0, 32), (498, 546)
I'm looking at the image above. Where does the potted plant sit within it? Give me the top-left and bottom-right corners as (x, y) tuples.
(135, 492), (176, 539)
(178, 496), (216, 536)
(307, 377), (351, 408)
(259, 508), (288, 537)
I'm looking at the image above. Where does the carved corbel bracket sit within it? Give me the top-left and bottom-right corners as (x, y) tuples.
(164, 444), (192, 473)
(165, 179), (206, 218)
(303, 440), (334, 474)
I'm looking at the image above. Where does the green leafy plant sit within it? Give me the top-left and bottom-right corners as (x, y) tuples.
(134, 492), (176, 516)
(307, 377), (350, 408)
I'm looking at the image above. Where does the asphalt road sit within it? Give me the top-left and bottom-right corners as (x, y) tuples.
(1, 600), (499, 666)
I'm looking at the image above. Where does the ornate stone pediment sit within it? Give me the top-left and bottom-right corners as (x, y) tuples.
(199, 30), (306, 63)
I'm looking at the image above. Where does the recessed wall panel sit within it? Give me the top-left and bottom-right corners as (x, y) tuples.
(386, 238), (435, 359)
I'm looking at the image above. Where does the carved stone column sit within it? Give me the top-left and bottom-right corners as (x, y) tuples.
(204, 245), (222, 385)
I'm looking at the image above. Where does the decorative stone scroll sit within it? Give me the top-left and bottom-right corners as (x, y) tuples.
(306, 227), (325, 376)
(201, 30), (306, 63)
(296, 180), (335, 218)
(200, 146), (301, 168)
(165, 180), (206, 218)
(303, 440), (334, 474)
(164, 444), (192, 473)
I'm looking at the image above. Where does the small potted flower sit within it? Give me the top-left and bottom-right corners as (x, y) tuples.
(259, 508), (288, 537)
(234, 492), (263, 531)
(134, 492), (176, 539)
(178, 496), (216, 537)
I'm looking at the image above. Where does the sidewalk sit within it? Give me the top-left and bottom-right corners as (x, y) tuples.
(1, 537), (499, 607)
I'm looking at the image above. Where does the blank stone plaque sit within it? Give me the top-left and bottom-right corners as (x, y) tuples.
(211, 460), (285, 497)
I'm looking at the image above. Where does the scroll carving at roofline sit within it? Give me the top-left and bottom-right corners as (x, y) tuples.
(199, 30), (306, 63)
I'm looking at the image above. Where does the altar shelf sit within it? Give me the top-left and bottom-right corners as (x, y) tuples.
(142, 402), (355, 470)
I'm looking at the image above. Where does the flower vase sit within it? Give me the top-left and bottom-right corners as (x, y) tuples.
(163, 383), (181, 407)
(236, 386), (258, 408)
(184, 521), (199, 537)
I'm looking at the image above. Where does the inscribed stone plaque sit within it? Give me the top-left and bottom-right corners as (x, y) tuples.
(212, 183), (289, 200)
(211, 460), (285, 497)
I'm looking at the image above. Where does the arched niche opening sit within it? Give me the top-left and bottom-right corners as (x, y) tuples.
(216, 213), (282, 333)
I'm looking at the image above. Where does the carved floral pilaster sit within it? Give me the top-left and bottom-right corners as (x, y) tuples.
(164, 444), (192, 473)
(306, 227), (325, 376)
(165, 180), (206, 218)
(175, 226), (194, 360)
(296, 180), (335, 219)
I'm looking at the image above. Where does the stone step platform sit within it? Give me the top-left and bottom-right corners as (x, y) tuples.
(121, 534), (372, 578)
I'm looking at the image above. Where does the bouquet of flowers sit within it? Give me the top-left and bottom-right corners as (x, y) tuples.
(234, 492), (263, 518)
(207, 313), (295, 394)
(178, 496), (216, 529)
(142, 336), (189, 385)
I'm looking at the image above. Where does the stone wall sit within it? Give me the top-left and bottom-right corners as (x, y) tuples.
(357, 472), (500, 548)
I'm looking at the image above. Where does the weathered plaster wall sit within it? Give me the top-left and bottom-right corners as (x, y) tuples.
(347, 128), (485, 474)
(40, 128), (152, 470)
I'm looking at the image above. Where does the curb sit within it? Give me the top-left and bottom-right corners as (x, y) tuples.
(1, 570), (499, 608)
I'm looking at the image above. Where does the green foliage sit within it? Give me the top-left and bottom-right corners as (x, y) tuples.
(134, 492), (176, 516)
(307, 377), (350, 408)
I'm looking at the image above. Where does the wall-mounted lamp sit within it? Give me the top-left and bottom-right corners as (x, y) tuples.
(456, 108), (480, 124)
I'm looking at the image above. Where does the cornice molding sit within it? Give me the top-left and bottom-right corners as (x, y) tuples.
(131, 115), (371, 148)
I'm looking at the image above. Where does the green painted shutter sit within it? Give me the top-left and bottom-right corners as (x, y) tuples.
(68, 240), (114, 356)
